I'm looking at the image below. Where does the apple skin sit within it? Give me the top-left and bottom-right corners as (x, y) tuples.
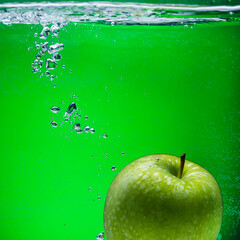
(104, 154), (223, 240)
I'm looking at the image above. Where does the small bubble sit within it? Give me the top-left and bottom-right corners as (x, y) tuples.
(111, 166), (117, 171)
(111, 21), (115, 26)
(48, 43), (64, 54)
(155, 158), (159, 161)
(73, 123), (80, 130)
(85, 116), (88, 120)
(77, 129), (83, 134)
(36, 52), (42, 59)
(32, 67), (39, 73)
(41, 42), (48, 53)
(103, 134), (108, 138)
(51, 121), (58, 127)
(64, 118), (69, 122)
(34, 59), (39, 64)
(53, 52), (62, 61)
(46, 59), (57, 69)
(90, 128), (95, 134)
(53, 85), (56, 88)
(51, 24), (60, 37)
(34, 33), (38, 37)
(38, 60), (43, 68)
(70, 69), (72, 73)
(97, 196), (101, 200)
(50, 106), (60, 113)
(36, 44), (40, 49)
(88, 187), (92, 191)
(39, 26), (50, 39)
(96, 232), (104, 240)
(27, 47), (31, 51)
(50, 75), (54, 81)
(64, 102), (77, 117)
(84, 126), (90, 133)
(45, 71), (50, 76)
(62, 65), (65, 68)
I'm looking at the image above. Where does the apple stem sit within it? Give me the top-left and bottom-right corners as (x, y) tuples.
(178, 153), (186, 179)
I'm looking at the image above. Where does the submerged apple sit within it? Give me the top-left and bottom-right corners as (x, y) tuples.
(104, 154), (222, 240)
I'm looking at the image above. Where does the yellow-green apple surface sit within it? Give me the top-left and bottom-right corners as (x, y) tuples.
(104, 154), (223, 240)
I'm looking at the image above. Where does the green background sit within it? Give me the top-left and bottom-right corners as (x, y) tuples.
(0, 18), (240, 240)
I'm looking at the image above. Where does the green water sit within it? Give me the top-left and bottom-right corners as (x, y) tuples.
(0, 5), (240, 240)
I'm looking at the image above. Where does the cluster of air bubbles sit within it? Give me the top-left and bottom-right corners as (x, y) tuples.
(31, 24), (64, 85)
(96, 232), (105, 240)
(50, 101), (97, 136)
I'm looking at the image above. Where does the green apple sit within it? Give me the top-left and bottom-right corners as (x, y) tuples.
(104, 154), (222, 240)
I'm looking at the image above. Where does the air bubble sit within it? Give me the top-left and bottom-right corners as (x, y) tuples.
(50, 106), (60, 113)
(34, 33), (38, 37)
(51, 121), (58, 127)
(48, 43), (64, 54)
(84, 126), (90, 133)
(111, 21), (115, 26)
(85, 116), (88, 120)
(73, 123), (80, 130)
(32, 67), (39, 73)
(36, 52), (42, 59)
(121, 152), (125, 156)
(111, 166), (117, 171)
(45, 71), (50, 76)
(39, 26), (50, 39)
(96, 232), (104, 240)
(53, 52), (62, 61)
(36, 44), (40, 49)
(51, 24), (60, 37)
(62, 65), (65, 68)
(90, 128), (95, 134)
(64, 102), (77, 117)
(41, 42), (48, 53)
(50, 75), (54, 81)
(46, 59), (57, 69)
(103, 134), (108, 138)
(97, 196), (101, 200)
(88, 187), (92, 191)
(38, 60), (43, 68)
(77, 129), (83, 134)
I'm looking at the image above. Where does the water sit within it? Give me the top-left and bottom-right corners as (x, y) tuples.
(0, 2), (240, 240)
